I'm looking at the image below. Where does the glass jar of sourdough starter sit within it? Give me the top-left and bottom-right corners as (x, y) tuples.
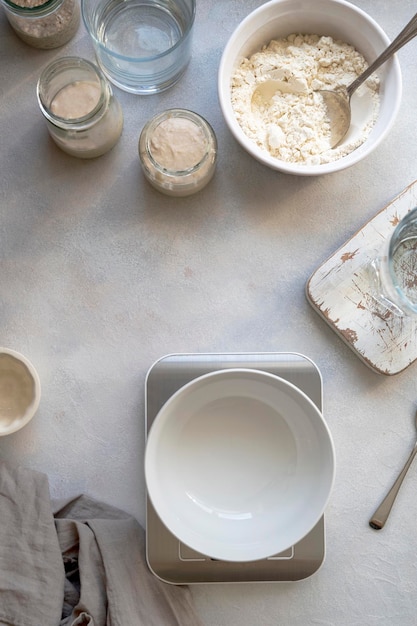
(37, 57), (123, 159)
(2, 0), (80, 48)
(139, 109), (217, 197)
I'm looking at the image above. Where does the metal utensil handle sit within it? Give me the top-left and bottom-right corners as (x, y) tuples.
(347, 11), (417, 98)
(369, 443), (417, 529)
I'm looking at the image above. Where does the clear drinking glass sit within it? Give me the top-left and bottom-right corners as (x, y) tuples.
(81, 0), (195, 94)
(371, 207), (417, 316)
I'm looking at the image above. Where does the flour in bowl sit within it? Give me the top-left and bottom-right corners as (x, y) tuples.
(231, 34), (380, 165)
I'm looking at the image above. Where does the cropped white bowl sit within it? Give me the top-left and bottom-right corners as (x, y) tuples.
(218, 0), (402, 175)
(145, 368), (335, 562)
(0, 348), (41, 436)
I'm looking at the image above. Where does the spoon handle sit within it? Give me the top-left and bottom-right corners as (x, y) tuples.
(347, 11), (417, 98)
(369, 443), (417, 530)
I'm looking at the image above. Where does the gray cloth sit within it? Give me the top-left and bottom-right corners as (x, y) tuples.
(0, 462), (203, 626)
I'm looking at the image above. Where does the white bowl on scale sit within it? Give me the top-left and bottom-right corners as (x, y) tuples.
(145, 368), (335, 562)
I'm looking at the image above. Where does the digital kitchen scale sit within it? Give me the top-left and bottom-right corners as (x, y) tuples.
(145, 352), (326, 584)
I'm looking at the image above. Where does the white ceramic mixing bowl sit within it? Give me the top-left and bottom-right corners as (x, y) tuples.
(218, 0), (402, 175)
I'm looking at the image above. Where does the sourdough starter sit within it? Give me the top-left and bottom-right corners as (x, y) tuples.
(149, 117), (207, 171)
(231, 34), (380, 165)
(51, 81), (101, 119)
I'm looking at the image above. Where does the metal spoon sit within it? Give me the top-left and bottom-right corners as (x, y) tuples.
(320, 12), (417, 147)
(369, 408), (417, 530)
(252, 12), (417, 148)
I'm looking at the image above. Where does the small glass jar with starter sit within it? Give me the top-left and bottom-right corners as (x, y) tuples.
(139, 109), (217, 197)
(37, 57), (124, 159)
(2, 0), (80, 49)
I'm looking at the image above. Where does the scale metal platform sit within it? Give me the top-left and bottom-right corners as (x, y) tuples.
(145, 352), (326, 584)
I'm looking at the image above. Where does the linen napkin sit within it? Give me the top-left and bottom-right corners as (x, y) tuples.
(0, 462), (204, 626)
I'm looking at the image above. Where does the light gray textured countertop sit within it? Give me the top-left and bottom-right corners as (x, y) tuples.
(1, 1), (417, 624)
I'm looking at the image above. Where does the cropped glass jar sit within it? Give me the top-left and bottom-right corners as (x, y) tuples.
(37, 57), (124, 159)
(139, 109), (217, 197)
(2, 0), (80, 49)
(370, 207), (417, 317)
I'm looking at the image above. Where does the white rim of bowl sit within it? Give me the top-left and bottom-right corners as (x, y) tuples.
(0, 347), (41, 436)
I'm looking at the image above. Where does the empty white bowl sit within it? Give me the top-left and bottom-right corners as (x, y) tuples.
(0, 348), (41, 436)
(145, 368), (335, 562)
(218, 0), (402, 175)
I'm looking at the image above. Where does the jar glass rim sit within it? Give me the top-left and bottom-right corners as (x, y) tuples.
(37, 57), (110, 129)
(3, 0), (61, 14)
(142, 109), (216, 176)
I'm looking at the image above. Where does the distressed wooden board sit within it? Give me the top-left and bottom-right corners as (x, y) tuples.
(306, 180), (417, 375)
